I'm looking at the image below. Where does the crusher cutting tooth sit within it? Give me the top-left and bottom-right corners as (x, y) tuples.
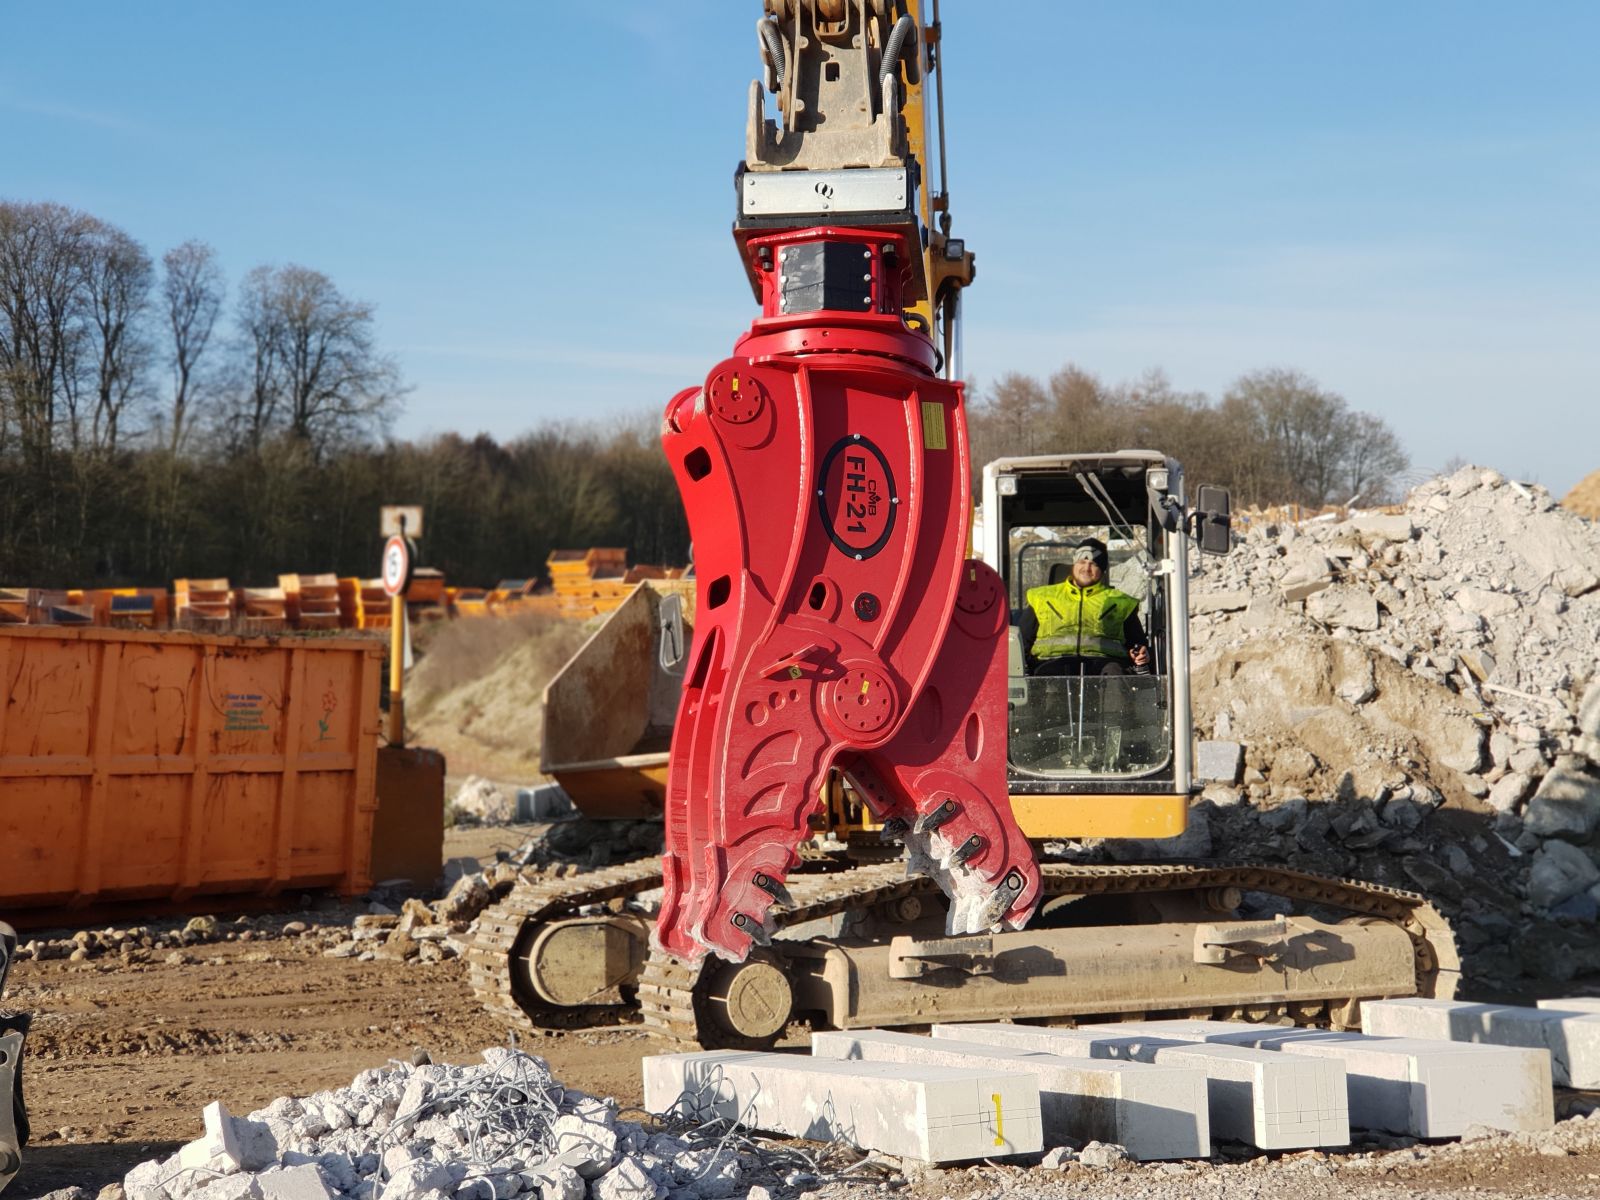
(466, 858), (665, 1030)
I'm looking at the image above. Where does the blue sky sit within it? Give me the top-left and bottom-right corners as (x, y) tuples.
(2, 2), (1595, 494)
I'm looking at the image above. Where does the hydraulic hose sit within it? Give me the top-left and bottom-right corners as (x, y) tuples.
(880, 13), (917, 84)
(759, 17), (786, 88)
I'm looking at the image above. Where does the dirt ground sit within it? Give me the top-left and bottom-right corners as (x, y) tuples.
(6, 826), (1600, 1200)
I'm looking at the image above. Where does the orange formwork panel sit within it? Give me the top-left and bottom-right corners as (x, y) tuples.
(0, 624), (384, 914)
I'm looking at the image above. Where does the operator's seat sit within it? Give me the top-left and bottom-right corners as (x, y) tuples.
(1047, 563), (1070, 586)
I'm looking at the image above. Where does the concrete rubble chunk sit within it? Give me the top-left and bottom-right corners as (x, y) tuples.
(1077, 1141), (1130, 1169)
(452, 776), (517, 825)
(1192, 591), (1251, 615)
(590, 1157), (664, 1200)
(811, 1028), (1209, 1161)
(194, 1180), (262, 1200)
(255, 1166), (334, 1200)
(1526, 839), (1600, 909)
(1282, 576), (1333, 603)
(534, 1167), (584, 1200)
(1352, 514), (1415, 542)
(1306, 586), (1381, 632)
(1361, 998), (1600, 1088)
(1522, 762), (1600, 840)
(1075, 1020), (1553, 1137)
(551, 1112), (620, 1178)
(1195, 740), (1244, 785)
(124, 1162), (171, 1200)
(1486, 770), (1535, 814)
(642, 1050), (1042, 1162)
(178, 1101), (245, 1175)
(934, 1023), (1349, 1150)
(1455, 587), (1521, 619)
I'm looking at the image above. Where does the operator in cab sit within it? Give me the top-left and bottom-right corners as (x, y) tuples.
(1016, 538), (1151, 680)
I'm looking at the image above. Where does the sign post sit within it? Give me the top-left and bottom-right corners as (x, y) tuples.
(382, 530), (413, 746)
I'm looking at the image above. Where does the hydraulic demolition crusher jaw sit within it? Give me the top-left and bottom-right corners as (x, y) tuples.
(654, 0), (1041, 965)
(0, 922), (29, 1196)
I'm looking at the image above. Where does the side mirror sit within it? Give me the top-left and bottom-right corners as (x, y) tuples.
(1193, 485), (1232, 556)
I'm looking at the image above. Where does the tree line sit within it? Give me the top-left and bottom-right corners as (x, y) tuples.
(968, 364), (1409, 511)
(1, 198), (1409, 589)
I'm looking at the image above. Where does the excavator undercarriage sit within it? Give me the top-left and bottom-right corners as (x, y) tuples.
(470, 854), (1458, 1050)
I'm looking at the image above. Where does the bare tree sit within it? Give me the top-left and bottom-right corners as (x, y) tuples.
(81, 221), (154, 453)
(970, 371), (1051, 467)
(232, 264), (402, 454)
(0, 201), (96, 463)
(1342, 410), (1409, 504)
(1222, 368), (1409, 507)
(235, 265), (285, 451)
(162, 240), (223, 454)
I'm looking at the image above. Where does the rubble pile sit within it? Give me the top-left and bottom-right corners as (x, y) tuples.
(120, 1049), (827, 1200)
(449, 779), (575, 828)
(498, 821), (663, 872)
(1164, 465), (1600, 988)
(1564, 469), (1600, 522)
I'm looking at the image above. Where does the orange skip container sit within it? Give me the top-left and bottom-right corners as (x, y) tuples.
(0, 625), (383, 912)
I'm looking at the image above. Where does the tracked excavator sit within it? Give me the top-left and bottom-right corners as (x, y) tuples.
(468, 0), (1458, 1048)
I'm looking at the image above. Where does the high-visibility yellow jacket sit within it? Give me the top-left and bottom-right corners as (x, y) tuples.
(1025, 579), (1139, 661)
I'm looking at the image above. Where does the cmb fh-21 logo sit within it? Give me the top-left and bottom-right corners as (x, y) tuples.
(818, 434), (898, 560)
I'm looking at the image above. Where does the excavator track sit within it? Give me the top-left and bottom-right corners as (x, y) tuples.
(466, 859), (664, 1030)
(637, 858), (1460, 1048)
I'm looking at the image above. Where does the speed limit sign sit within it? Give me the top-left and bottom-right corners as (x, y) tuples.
(382, 535), (412, 597)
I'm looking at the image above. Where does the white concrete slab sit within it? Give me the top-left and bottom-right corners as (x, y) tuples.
(642, 1050), (1042, 1163)
(1078, 1020), (1553, 1137)
(177, 1100), (244, 1173)
(935, 1023), (1348, 1150)
(1538, 997), (1600, 1014)
(1361, 999), (1600, 1088)
(811, 1028), (1209, 1160)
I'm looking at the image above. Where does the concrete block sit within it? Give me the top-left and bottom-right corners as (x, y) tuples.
(1362, 999), (1600, 1087)
(1195, 740), (1243, 784)
(811, 1028), (1208, 1160)
(255, 1166), (334, 1200)
(935, 1023), (1348, 1150)
(517, 783), (575, 821)
(642, 1050), (1041, 1163)
(1537, 997), (1600, 1014)
(1080, 1020), (1553, 1136)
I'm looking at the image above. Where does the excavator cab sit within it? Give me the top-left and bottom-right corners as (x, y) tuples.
(981, 451), (1230, 842)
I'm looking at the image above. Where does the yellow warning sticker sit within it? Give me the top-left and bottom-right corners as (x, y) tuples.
(921, 401), (947, 451)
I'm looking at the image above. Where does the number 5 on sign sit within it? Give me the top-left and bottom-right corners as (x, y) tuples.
(381, 534), (412, 745)
(382, 535), (411, 598)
